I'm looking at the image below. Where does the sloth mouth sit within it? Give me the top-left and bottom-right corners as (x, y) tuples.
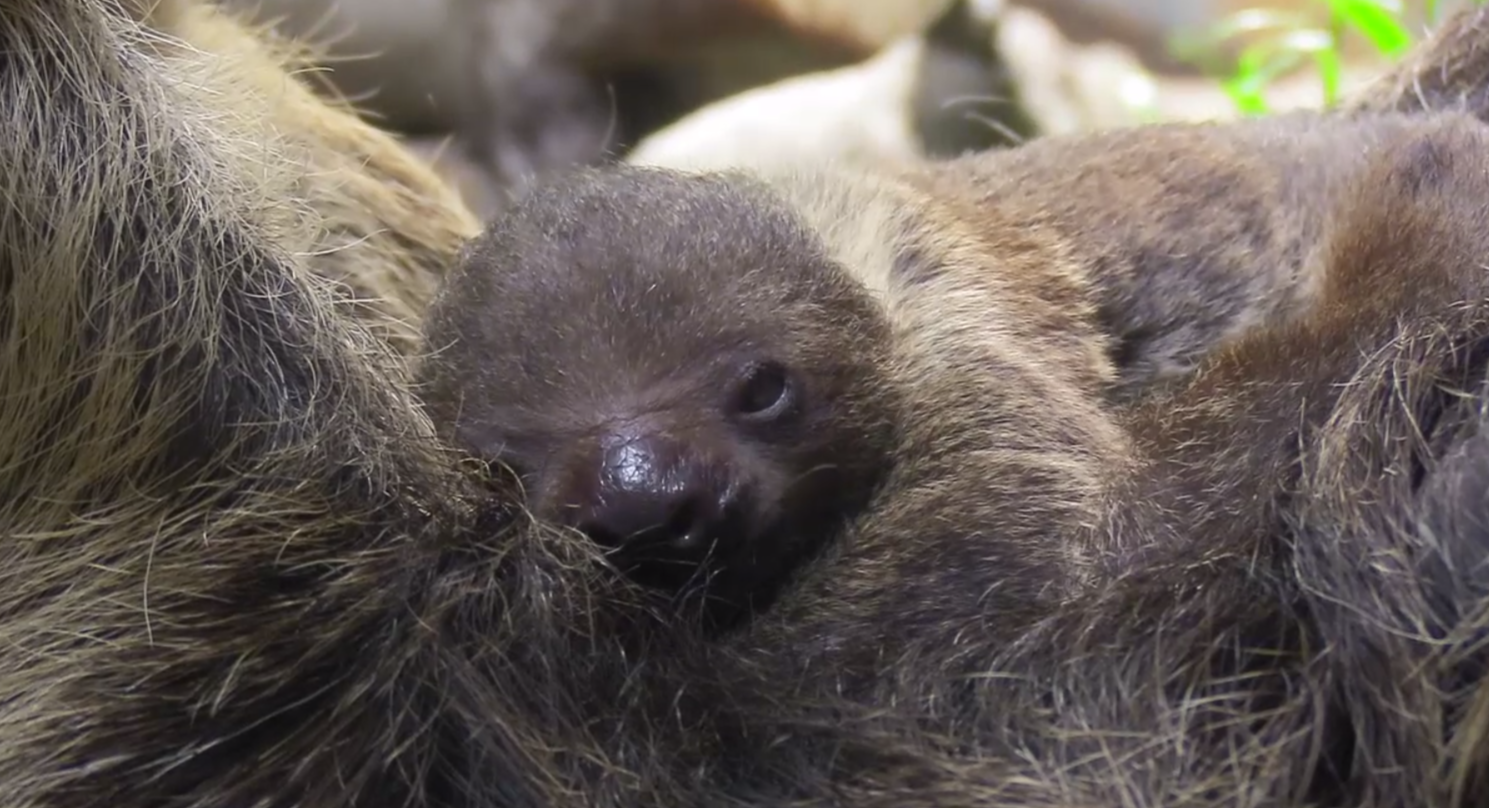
(585, 501), (815, 633)
(596, 493), (767, 592)
(606, 501), (755, 564)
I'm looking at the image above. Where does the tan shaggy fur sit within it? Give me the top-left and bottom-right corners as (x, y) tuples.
(132, 0), (481, 357)
(7, 1), (1489, 807)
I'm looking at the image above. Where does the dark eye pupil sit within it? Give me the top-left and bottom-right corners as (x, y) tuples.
(737, 362), (789, 416)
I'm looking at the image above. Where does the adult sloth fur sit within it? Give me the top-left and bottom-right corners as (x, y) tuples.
(4, 1), (1489, 807)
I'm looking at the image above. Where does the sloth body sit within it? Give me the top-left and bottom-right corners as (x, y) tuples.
(710, 108), (1489, 805)
(131, 0), (481, 357)
(10, 0), (1489, 806)
(420, 110), (1438, 623)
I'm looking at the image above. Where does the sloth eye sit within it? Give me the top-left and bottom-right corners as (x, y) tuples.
(732, 361), (796, 422)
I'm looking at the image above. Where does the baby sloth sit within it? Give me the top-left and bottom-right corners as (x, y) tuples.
(417, 167), (900, 626)
(420, 110), (1438, 630)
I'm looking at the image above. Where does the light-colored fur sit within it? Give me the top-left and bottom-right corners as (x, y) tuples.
(133, 0), (481, 358)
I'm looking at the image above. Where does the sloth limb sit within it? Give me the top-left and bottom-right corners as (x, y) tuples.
(0, 0), (493, 802)
(722, 107), (1489, 808)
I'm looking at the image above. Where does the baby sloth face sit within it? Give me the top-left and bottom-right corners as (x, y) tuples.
(419, 166), (899, 627)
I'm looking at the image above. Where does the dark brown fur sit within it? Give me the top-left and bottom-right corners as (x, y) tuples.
(418, 171), (902, 628)
(8, 1), (1489, 807)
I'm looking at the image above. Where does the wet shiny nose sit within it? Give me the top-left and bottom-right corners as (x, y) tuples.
(565, 434), (734, 553)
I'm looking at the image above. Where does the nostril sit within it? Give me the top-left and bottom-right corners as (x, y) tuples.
(541, 428), (747, 574)
(662, 496), (709, 551)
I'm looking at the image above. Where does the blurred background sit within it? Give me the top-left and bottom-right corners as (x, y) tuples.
(212, 0), (1479, 215)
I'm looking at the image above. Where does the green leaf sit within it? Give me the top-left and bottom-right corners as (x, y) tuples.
(1223, 30), (1327, 116)
(1321, 0), (1413, 56)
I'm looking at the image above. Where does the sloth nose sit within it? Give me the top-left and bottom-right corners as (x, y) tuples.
(567, 433), (735, 553)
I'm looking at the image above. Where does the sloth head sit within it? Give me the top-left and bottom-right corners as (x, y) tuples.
(419, 166), (900, 624)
